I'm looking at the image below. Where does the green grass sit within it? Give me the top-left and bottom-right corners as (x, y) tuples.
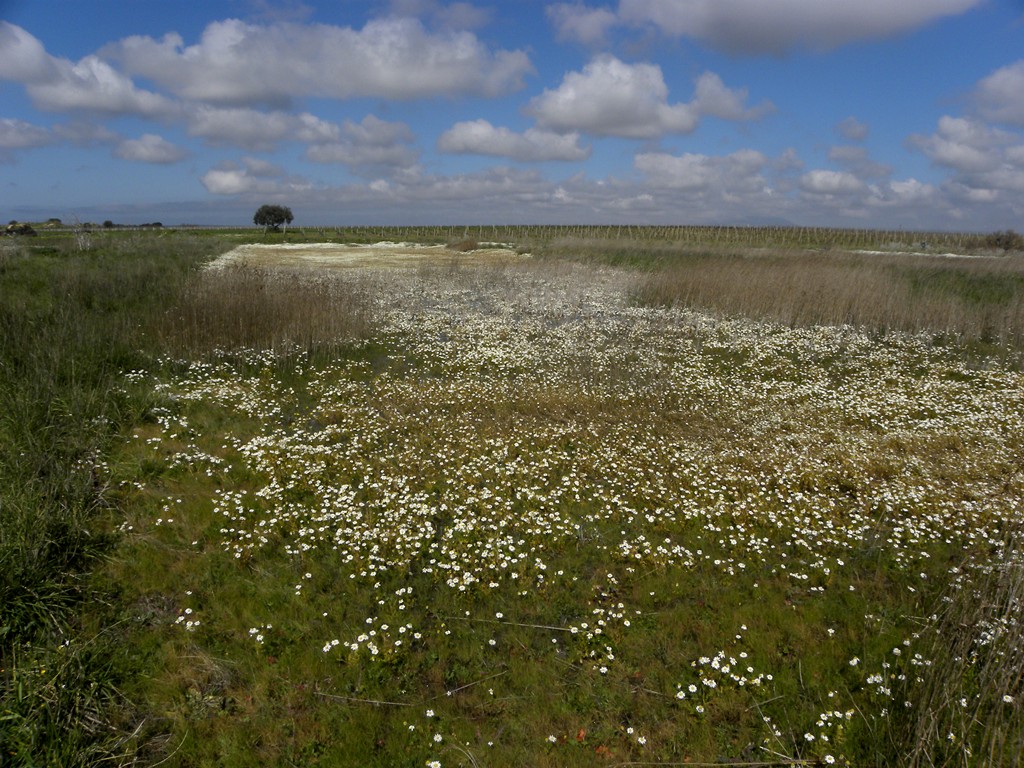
(108, 249), (1022, 766)
(0, 232), (233, 765)
(3, 227), (1023, 766)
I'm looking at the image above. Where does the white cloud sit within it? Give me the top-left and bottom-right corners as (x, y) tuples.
(305, 115), (419, 173)
(528, 56), (696, 138)
(30, 55), (175, 116)
(547, 3), (618, 46)
(0, 24), (176, 117)
(528, 56), (766, 139)
(885, 178), (936, 203)
(692, 71), (773, 120)
(187, 106), (297, 150)
(0, 118), (53, 149)
(0, 22), (58, 82)
(104, 17), (532, 107)
(201, 157), (311, 196)
(115, 133), (188, 164)
(201, 168), (260, 195)
(635, 149), (768, 193)
(798, 169), (867, 195)
(339, 115), (415, 148)
(617, 0), (982, 55)
(905, 106), (1024, 214)
(908, 116), (1015, 174)
(438, 120), (591, 161)
(973, 61), (1024, 127)
(186, 106), (349, 151)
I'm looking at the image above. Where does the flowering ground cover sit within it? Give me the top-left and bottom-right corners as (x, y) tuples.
(113, 255), (1023, 766)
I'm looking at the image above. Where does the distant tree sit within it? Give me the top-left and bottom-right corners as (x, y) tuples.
(253, 204), (294, 233)
(103, 220), (114, 229)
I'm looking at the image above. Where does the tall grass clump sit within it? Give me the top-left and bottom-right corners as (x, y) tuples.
(0, 232), (232, 765)
(160, 264), (375, 363)
(874, 526), (1024, 767)
(622, 248), (1024, 365)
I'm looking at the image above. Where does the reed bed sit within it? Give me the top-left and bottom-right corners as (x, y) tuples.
(161, 265), (375, 360)
(581, 246), (1024, 365)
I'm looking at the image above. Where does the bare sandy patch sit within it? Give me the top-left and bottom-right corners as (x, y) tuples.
(206, 241), (526, 271)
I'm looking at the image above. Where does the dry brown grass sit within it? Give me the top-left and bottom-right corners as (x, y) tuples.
(160, 265), (374, 357)
(626, 249), (1024, 361)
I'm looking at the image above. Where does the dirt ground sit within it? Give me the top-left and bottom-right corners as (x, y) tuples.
(206, 241), (527, 271)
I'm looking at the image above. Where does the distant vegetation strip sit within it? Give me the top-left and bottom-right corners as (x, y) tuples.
(6, 220), (1023, 254)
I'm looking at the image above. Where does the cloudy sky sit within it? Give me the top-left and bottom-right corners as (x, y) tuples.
(1, 0), (1023, 229)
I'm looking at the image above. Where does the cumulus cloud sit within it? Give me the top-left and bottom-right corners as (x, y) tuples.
(635, 149), (768, 193)
(904, 109), (1024, 211)
(528, 56), (696, 137)
(547, 3), (618, 46)
(305, 115), (419, 173)
(0, 23), (176, 117)
(617, 0), (983, 55)
(438, 120), (591, 161)
(115, 133), (188, 164)
(692, 71), (774, 120)
(973, 60), (1024, 127)
(0, 117), (53, 149)
(103, 17), (532, 107)
(338, 114), (415, 148)
(798, 169), (868, 198)
(908, 115), (1015, 174)
(186, 106), (347, 151)
(0, 22), (58, 82)
(202, 156), (311, 195)
(528, 56), (768, 139)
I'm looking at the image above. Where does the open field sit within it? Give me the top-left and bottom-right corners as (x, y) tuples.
(2, 228), (1023, 767)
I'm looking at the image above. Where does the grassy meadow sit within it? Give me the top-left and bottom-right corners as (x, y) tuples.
(2, 225), (1023, 767)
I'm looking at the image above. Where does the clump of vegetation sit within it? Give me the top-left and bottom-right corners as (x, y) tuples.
(982, 229), (1024, 252)
(447, 238), (479, 252)
(624, 248), (1024, 366)
(162, 264), (375, 360)
(0, 232), (233, 765)
(3, 221), (36, 236)
(253, 204), (295, 233)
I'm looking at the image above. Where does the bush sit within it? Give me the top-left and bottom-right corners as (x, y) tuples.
(983, 230), (1024, 252)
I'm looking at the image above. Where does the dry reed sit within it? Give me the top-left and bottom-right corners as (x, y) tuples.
(161, 265), (374, 357)
(629, 249), (1024, 361)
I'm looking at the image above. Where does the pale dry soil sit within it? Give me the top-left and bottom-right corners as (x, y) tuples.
(207, 241), (525, 271)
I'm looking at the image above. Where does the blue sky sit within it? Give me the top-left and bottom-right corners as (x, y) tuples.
(2, 0), (1023, 229)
